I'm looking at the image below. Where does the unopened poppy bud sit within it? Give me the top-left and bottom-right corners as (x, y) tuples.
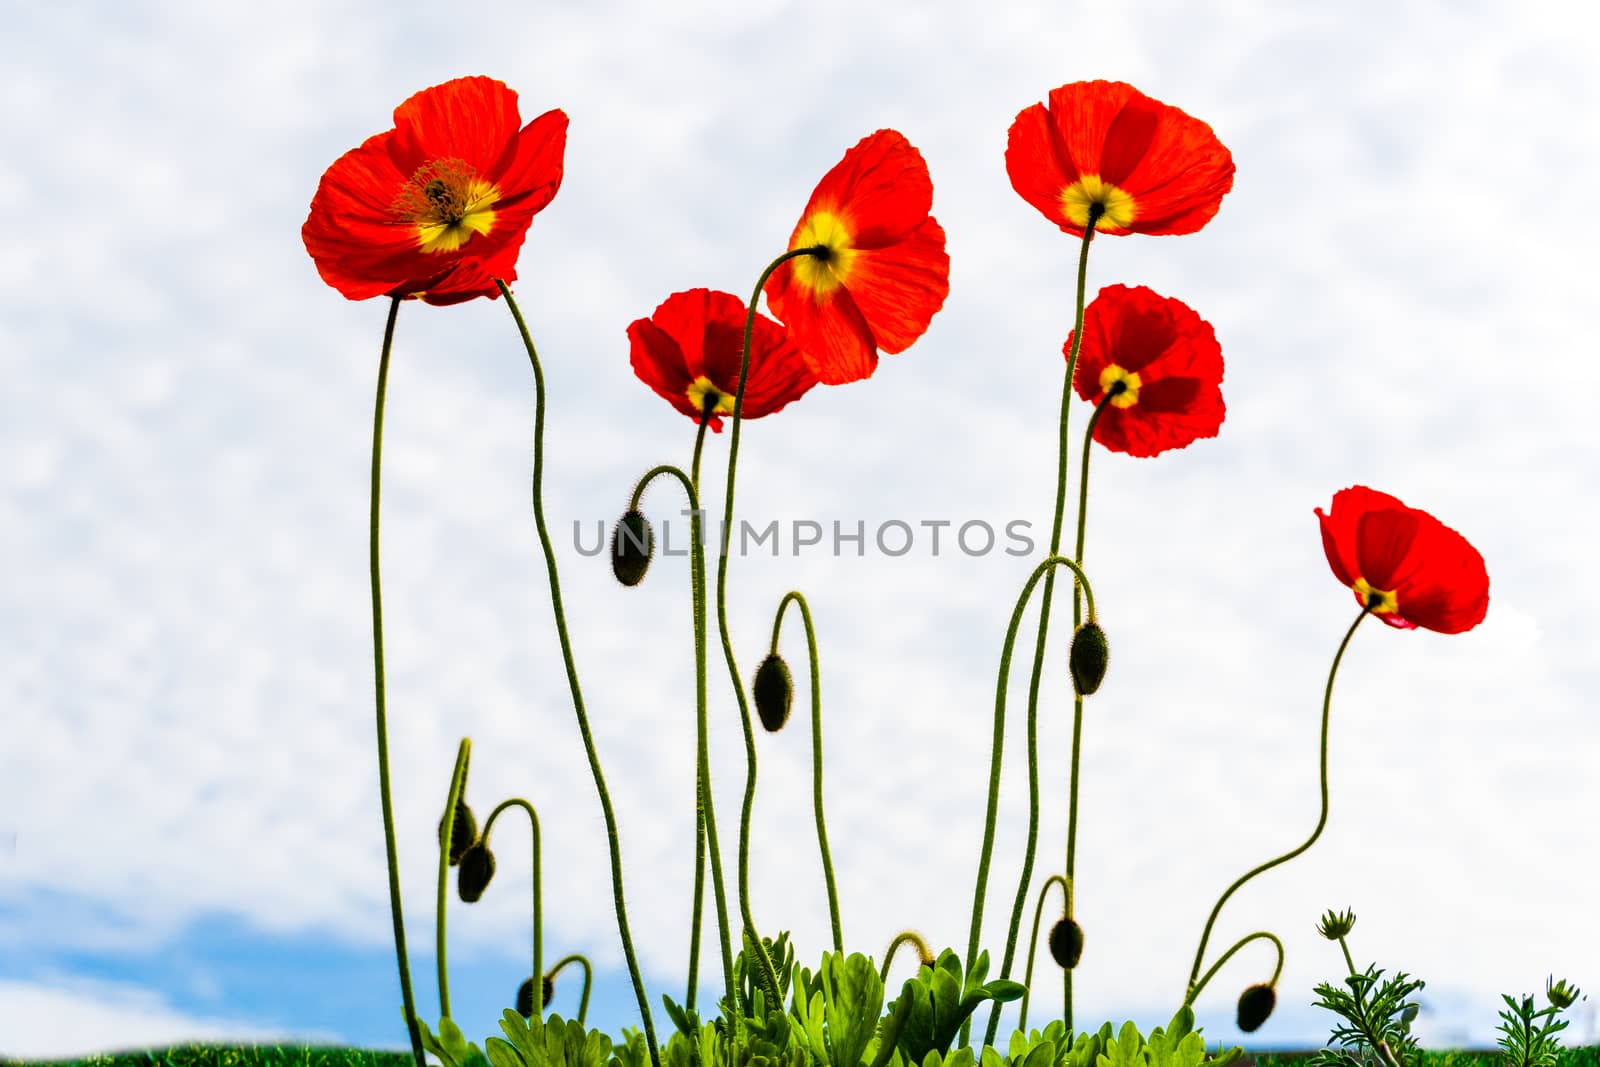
(516, 974), (557, 1018)
(1048, 916), (1084, 969)
(611, 509), (654, 587)
(753, 653), (794, 732)
(1237, 983), (1276, 1033)
(1316, 907), (1356, 941)
(457, 843), (496, 903)
(1546, 977), (1581, 1010)
(1069, 621), (1109, 696)
(437, 801), (478, 867)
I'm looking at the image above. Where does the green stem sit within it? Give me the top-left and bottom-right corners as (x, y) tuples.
(546, 953), (594, 1025)
(366, 296), (426, 1067)
(481, 798), (544, 1018)
(963, 554), (1097, 1041)
(1017, 873), (1068, 1034)
(772, 591), (843, 952)
(1183, 607), (1373, 1005)
(1185, 931), (1284, 1006)
(879, 931), (934, 985)
(496, 279), (660, 1067)
(971, 221), (1095, 1049)
(1337, 934), (1357, 978)
(435, 738), (472, 1019)
(631, 460), (738, 1013)
(686, 413), (712, 1009)
(713, 246), (824, 1007)
(1058, 393), (1115, 1036)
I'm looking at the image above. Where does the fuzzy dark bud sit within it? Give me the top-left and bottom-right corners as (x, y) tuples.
(1069, 622), (1109, 696)
(611, 509), (654, 587)
(457, 843), (496, 903)
(516, 974), (557, 1018)
(437, 801), (478, 867)
(1237, 983), (1277, 1033)
(1048, 916), (1084, 969)
(752, 652), (794, 732)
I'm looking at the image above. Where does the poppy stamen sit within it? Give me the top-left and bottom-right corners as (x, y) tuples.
(790, 210), (857, 295)
(686, 376), (736, 419)
(1353, 577), (1399, 615)
(1098, 364), (1142, 408)
(392, 157), (502, 254)
(1061, 175), (1136, 231)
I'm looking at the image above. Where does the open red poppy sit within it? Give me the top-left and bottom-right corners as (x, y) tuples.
(302, 76), (567, 305)
(1007, 81), (1234, 238)
(628, 289), (817, 432)
(1316, 487), (1489, 633)
(1069, 284), (1224, 457)
(763, 129), (950, 386)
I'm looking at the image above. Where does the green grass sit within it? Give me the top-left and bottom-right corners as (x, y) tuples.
(4, 1045), (1599, 1067)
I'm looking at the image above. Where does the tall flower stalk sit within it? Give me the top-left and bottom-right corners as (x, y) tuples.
(497, 280), (660, 1067)
(364, 296), (426, 1067)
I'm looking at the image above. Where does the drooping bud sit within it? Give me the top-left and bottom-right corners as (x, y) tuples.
(1546, 976), (1581, 1010)
(1069, 621), (1109, 696)
(457, 843), (496, 903)
(611, 509), (654, 587)
(1316, 907), (1356, 941)
(1048, 916), (1084, 969)
(437, 800), (478, 867)
(752, 652), (794, 732)
(1236, 983), (1277, 1033)
(516, 974), (558, 1018)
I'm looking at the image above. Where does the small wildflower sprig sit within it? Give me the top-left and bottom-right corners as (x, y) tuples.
(1496, 977), (1587, 1067)
(1308, 906), (1586, 1067)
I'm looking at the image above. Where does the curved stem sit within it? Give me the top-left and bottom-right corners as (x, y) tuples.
(481, 798), (543, 1019)
(879, 930), (935, 985)
(712, 246), (824, 1007)
(686, 413), (712, 1008)
(1017, 873), (1068, 1034)
(1183, 607), (1372, 1004)
(366, 296), (426, 1067)
(772, 590), (843, 952)
(1185, 930), (1284, 1007)
(435, 738), (472, 1019)
(963, 555), (1098, 1043)
(546, 953), (594, 1026)
(496, 279), (660, 1067)
(969, 217), (1096, 1051)
(631, 461), (737, 1012)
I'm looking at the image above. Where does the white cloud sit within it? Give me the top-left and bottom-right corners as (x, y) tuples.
(0, 976), (317, 1061)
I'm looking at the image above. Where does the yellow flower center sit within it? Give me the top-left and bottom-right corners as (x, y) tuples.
(1353, 578), (1399, 615)
(1098, 364), (1142, 407)
(392, 157), (501, 253)
(790, 210), (858, 295)
(1060, 175), (1136, 231)
(686, 376), (736, 418)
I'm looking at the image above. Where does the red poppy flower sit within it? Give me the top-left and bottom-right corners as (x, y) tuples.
(1315, 487), (1489, 633)
(302, 76), (567, 305)
(763, 129), (950, 386)
(1068, 284), (1224, 457)
(628, 289), (817, 432)
(1007, 81), (1234, 238)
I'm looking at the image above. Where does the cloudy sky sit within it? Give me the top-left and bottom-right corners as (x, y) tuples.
(3, 0), (1597, 1060)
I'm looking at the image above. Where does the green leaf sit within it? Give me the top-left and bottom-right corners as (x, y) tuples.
(826, 952), (886, 1067)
